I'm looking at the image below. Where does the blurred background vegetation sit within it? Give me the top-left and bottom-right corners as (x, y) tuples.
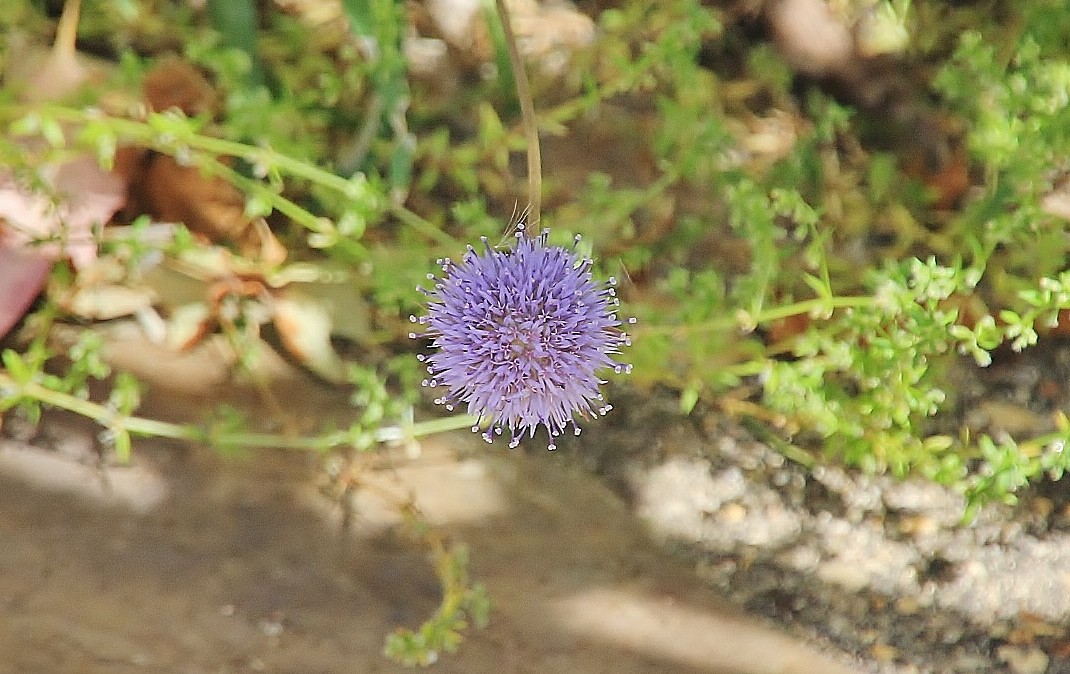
(4, 0), (1070, 527)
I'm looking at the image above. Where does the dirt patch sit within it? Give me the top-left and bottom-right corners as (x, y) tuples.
(0, 373), (863, 674)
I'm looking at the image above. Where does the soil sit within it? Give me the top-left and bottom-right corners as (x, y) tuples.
(0, 327), (863, 674)
(5, 327), (1070, 674)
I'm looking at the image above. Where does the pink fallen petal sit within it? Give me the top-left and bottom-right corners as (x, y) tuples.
(0, 246), (51, 340)
(0, 155), (125, 269)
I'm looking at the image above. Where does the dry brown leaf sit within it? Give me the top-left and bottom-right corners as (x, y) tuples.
(272, 290), (347, 383)
(167, 303), (214, 351)
(764, 312), (812, 345)
(116, 60), (286, 264)
(903, 144), (969, 211)
(141, 248), (368, 373)
(143, 59), (217, 117)
(151, 156), (286, 262)
(144, 156), (247, 238)
(49, 255), (160, 331)
(63, 284), (156, 321)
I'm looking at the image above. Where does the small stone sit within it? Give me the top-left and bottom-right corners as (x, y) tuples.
(1008, 614), (1063, 643)
(895, 596), (921, 615)
(777, 545), (820, 572)
(997, 645), (1049, 674)
(1031, 496), (1054, 519)
(938, 624), (965, 645)
(977, 400), (1045, 438)
(952, 651), (992, 671)
(817, 560), (870, 592)
(898, 514), (939, 538)
(871, 642), (898, 661)
(1060, 503), (1070, 522)
(719, 502), (747, 523)
(258, 617), (284, 637)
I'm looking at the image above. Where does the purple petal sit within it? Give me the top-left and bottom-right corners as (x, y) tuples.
(415, 231), (631, 449)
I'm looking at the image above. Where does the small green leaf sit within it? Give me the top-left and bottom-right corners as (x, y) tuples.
(2, 349), (32, 385)
(679, 385), (700, 415)
(112, 428), (132, 464)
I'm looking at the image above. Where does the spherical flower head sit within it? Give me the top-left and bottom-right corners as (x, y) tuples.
(411, 229), (632, 450)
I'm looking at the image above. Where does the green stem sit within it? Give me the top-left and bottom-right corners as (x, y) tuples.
(197, 153), (337, 236)
(747, 295), (876, 324)
(391, 203), (462, 247)
(638, 295), (876, 337)
(0, 103), (454, 245)
(407, 413), (482, 437)
(718, 359), (769, 379)
(493, 0), (541, 224)
(739, 417), (817, 469)
(2, 373), (198, 440)
(0, 371), (478, 453)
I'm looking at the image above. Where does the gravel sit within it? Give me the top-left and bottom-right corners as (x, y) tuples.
(566, 378), (1070, 674)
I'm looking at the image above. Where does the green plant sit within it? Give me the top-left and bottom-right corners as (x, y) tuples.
(10, 0), (1070, 664)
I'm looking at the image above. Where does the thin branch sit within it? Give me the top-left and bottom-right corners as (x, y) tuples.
(494, 0), (542, 226)
(0, 370), (479, 454)
(54, 0), (82, 59)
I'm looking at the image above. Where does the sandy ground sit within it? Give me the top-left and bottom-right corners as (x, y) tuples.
(0, 333), (866, 674)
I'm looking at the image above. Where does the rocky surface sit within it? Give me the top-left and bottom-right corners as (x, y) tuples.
(568, 384), (1070, 674)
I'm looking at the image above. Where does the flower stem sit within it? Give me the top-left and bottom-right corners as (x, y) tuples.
(745, 295), (876, 325)
(0, 371), (479, 454)
(407, 413), (482, 437)
(638, 295), (876, 337)
(494, 0), (541, 224)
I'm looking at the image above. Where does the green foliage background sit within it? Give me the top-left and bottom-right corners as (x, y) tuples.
(4, 0), (1070, 528)
(7, 0), (1070, 663)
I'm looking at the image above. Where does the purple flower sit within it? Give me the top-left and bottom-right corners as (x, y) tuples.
(411, 229), (631, 450)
